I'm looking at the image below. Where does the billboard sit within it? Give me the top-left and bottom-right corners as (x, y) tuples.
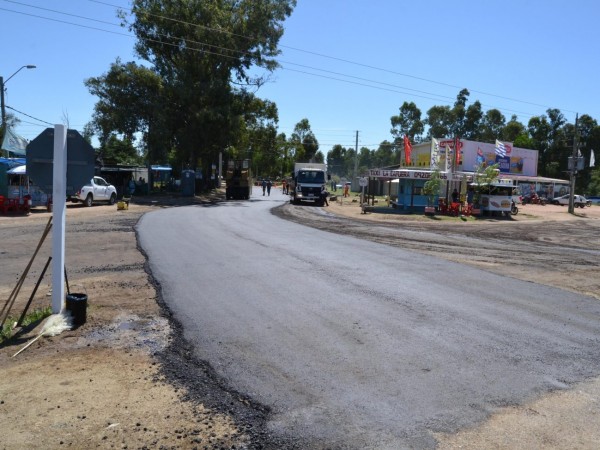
(447, 139), (538, 176)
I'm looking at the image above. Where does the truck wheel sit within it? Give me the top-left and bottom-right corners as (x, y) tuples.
(84, 194), (93, 207)
(109, 193), (117, 205)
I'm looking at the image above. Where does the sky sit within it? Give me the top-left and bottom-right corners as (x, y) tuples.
(2, 0), (600, 155)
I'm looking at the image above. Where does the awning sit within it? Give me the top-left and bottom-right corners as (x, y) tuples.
(7, 164), (26, 175)
(151, 165), (172, 171)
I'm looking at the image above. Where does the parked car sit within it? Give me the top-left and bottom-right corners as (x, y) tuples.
(72, 176), (117, 207)
(551, 194), (591, 208)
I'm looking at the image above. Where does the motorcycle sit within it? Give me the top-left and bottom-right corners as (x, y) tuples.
(522, 192), (547, 205)
(511, 200), (518, 215)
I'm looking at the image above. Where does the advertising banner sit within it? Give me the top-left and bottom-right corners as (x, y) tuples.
(458, 139), (538, 176)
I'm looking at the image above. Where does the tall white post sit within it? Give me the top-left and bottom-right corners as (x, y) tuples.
(52, 125), (67, 313)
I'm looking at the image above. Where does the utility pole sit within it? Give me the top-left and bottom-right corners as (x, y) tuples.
(353, 130), (359, 182)
(0, 76), (6, 129)
(568, 114), (579, 214)
(1, 65), (36, 157)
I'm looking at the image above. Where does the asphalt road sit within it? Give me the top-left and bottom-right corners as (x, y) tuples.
(137, 186), (600, 449)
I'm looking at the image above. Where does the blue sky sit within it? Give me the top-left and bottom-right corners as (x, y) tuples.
(2, 0), (599, 154)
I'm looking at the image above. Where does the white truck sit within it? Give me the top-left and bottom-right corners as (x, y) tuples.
(289, 162), (328, 205)
(71, 176), (117, 207)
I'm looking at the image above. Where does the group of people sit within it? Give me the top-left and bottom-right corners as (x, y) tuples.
(261, 179), (272, 196)
(451, 187), (475, 205)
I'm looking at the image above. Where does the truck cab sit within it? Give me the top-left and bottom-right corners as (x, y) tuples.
(290, 163), (328, 205)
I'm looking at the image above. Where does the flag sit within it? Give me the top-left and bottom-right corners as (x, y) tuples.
(591, 150), (596, 167)
(454, 137), (461, 167)
(1, 126), (28, 157)
(444, 143), (449, 172)
(430, 138), (439, 169)
(495, 139), (506, 158)
(403, 135), (412, 165)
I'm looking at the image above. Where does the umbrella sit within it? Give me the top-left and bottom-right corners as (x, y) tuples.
(7, 164), (26, 175)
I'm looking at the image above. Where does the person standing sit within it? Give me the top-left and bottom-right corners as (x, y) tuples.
(344, 183), (349, 198)
(321, 186), (329, 206)
(467, 187), (474, 205)
(282, 179), (287, 194)
(452, 188), (459, 203)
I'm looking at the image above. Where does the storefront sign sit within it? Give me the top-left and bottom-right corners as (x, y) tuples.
(368, 169), (464, 180)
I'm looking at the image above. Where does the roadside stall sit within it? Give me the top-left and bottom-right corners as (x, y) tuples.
(470, 180), (517, 216)
(4, 164), (51, 213)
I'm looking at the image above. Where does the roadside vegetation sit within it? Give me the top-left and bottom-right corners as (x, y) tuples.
(0, 307), (52, 345)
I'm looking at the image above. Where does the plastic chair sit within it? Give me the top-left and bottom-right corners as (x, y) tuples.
(449, 202), (461, 216)
(438, 198), (448, 214)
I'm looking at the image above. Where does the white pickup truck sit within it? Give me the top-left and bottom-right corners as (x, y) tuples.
(72, 176), (117, 207)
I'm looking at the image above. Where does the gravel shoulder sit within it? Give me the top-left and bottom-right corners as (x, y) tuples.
(1, 192), (599, 449)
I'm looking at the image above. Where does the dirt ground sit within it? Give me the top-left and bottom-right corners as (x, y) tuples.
(1, 191), (599, 449)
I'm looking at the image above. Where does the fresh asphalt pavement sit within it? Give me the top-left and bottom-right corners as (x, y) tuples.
(137, 186), (600, 449)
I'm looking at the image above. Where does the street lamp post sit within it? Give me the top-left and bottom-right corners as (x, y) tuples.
(1, 64), (37, 128)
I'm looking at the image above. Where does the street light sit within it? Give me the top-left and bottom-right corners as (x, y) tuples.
(1, 64), (37, 128)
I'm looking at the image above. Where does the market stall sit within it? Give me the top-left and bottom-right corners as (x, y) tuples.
(5, 165), (50, 212)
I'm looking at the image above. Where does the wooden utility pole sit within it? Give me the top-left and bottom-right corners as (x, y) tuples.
(353, 130), (359, 182)
(568, 114), (579, 214)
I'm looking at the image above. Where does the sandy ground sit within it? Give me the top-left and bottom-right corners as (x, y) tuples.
(0, 192), (599, 449)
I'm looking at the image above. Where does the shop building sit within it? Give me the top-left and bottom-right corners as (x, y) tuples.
(367, 138), (569, 213)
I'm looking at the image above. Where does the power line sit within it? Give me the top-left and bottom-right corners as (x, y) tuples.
(87, 0), (578, 115)
(1, 0), (583, 148)
(8, 0), (566, 119)
(6, 106), (54, 126)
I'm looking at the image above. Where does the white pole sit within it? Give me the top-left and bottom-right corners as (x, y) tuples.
(218, 152), (223, 188)
(52, 125), (67, 313)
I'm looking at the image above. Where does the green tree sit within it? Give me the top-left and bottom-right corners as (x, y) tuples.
(85, 59), (163, 150)
(462, 100), (483, 140)
(502, 115), (526, 142)
(423, 168), (442, 206)
(587, 167), (600, 196)
(100, 134), (142, 165)
(289, 118), (319, 162)
(425, 105), (453, 139)
(479, 109), (506, 142)
(472, 163), (500, 206)
(327, 144), (346, 177)
(87, 0), (295, 184)
(451, 88), (470, 137)
(390, 101), (424, 142)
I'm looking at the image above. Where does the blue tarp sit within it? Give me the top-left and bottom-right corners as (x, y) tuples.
(0, 157), (26, 168)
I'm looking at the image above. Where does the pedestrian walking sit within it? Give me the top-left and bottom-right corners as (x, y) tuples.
(266, 179), (272, 196)
(344, 183), (349, 198)
(282, 179), (287, 194)
(262, 179), (267, 196)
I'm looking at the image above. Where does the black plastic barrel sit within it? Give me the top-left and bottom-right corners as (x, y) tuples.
(66, 293), (88, 326)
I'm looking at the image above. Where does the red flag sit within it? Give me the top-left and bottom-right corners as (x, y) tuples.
(454, 137), (461, 167)
(403, 135), (412, 165)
